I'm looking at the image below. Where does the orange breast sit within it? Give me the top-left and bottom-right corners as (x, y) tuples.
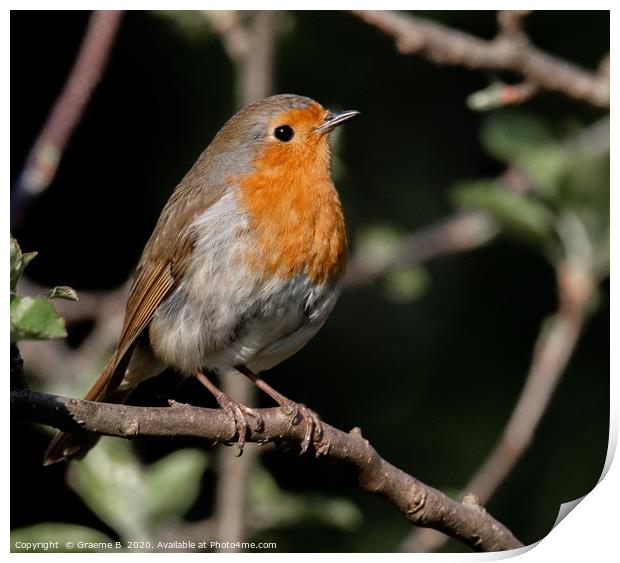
(237, 135), (347, 284)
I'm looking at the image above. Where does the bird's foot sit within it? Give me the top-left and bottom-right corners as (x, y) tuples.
(235, 366), (323, 455)
(214, 391), (264, 456)
(195, 370), (264, 455)
(280, 401), (323, 455)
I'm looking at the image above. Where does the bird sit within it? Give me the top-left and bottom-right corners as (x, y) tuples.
(44, 94), (359, 465)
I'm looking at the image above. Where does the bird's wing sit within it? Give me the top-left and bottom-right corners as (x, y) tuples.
(89, 260), (178, 400)
(84, 168), (231, 401)
(87, 197), (208, 400)
(44, 151), (232, 465)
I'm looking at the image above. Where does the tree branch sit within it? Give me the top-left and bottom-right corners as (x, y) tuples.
(12, 389), (523, 552)
(351, 10), (609, 108)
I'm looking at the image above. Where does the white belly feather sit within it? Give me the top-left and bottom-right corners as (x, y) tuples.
(148, 191), (341, 376)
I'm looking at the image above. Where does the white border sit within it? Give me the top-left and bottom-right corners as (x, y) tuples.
(5, 4), (615, 561)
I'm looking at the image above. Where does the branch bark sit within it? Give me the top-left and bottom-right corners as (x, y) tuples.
(12, 389), (523, 552)
(351, 10), (609, 108)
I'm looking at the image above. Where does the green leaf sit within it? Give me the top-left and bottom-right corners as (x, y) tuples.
(144, 449), (209, 524)
(10, 236), (77, 342)
(452, 180), (556, 247)
(46, 285), (79, 301)
(10, 295), (66, 342)
(10, 236), (37, 292)
(11, 523), (112, 553)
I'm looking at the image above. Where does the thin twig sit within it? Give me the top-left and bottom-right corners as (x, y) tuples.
(201, 11), (251, 61)
(11, 389), (523, 552)
(12, 11), (123, 227)
(351, 10), (609, 108)
(344, 210), (498, 287)
(496, 10), (531, 39)
(235, 11), (276, 107)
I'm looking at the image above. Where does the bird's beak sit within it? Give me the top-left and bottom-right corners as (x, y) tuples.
(315, 109), (360, 134)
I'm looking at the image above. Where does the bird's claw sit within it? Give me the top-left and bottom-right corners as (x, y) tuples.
(281, 402), (323, 455)
(215, 393), (263, 456)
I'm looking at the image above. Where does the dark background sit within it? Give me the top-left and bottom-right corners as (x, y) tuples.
(11, 10), (609, 552)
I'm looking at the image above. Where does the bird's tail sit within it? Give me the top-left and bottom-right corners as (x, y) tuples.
(43, 352), (134, 466)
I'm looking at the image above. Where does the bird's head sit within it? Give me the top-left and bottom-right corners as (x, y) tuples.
(207, 94), (359, 180)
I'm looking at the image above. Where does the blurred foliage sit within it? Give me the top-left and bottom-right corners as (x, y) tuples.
(452, 109), (609, 284)
(354, 224), (403, 271)
(17, 435), (365, 552)
(250, 466), (362, 531)
(10, 236), (77, 342)
(155, 10), (210, 40)
(383, 267), (430, 303)
(454, 179), (555, 248)
(67, 439), (209, 543)
(354, 224), (431, 302)
(10, 10), (609, 554)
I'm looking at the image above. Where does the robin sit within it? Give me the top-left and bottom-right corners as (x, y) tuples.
(44, 94), (359, 464)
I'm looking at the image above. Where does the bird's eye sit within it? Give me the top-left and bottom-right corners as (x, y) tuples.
(274, 125), (294, 142)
